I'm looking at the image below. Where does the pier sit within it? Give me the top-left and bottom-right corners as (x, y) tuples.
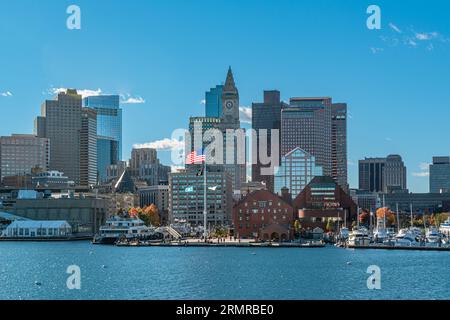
(115, 239), (326, 248)
(347, 244), (450, 251)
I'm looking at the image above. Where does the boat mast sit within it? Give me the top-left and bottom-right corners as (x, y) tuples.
(410, 203), (413, 228)
(396, 202), (400, 233)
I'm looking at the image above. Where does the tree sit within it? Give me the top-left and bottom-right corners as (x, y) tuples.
(376, 208), (396, 226)
(139, 204), (161, 227)
(294, 220), (301, 232)
(359, 211), (370, 225)
(326, 218), (334, 232)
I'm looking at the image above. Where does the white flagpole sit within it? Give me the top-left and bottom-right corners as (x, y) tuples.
(203, 158), (207, 241)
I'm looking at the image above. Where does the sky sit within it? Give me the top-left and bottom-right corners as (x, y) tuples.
(1, 0), (450, 192)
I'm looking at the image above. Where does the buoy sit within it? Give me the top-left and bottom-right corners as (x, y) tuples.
(35, 281), (42, 286)
(346, 262), (352, 265)
(101, 265), (107, 269)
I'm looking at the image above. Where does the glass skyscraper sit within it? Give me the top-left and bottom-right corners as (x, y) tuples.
(274, 147), (323, 198)
(83, 95), (122, 182)
(205, 85), (223, 118)
(430, 157), (450, 193)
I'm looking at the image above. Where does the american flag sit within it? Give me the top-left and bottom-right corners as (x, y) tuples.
(186, 149), (206, 164)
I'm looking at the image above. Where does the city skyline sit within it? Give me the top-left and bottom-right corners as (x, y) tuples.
(2, 1), (450, 192)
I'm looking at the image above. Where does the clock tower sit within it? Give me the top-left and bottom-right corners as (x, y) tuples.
(221, 66), (240, 128)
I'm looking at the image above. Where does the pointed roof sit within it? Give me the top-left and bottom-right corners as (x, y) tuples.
(224, 66), (236, 91)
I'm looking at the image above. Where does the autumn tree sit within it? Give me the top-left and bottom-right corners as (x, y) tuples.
(139, 204), (161, 227)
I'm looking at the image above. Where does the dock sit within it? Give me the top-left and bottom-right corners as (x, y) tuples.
(115, 241), (326, 248)
(347, 244), (450, 251)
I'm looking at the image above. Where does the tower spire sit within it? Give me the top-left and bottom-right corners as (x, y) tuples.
(224, 66), (236, 90)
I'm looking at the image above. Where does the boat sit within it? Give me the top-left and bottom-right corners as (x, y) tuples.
(373, 218), (389, 243)
(425, 226), (442, 245)
(93, 216), (158, 245)
(348, 227), (371, 246)
(439, 218), (450, 237)
(386, 228), (421, 247)
(338, 227), (350, 241)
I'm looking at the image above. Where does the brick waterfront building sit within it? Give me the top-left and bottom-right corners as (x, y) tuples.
(233, 189), (294, 241)
(293, 176), (357, 230)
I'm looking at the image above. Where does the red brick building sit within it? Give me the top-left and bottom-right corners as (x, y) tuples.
(233, 189), (294, 241)
(293, 176), (357, 230)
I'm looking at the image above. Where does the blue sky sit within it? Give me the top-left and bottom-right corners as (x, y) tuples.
(1, 0), (450, 192)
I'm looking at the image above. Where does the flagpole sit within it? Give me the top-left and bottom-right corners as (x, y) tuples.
(203, 158), (207, 241)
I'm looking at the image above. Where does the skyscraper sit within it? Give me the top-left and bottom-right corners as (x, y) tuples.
(205, 85), (223, 118)
(83, 95), (122, 182)
(252, 90), (288, 192)
(281, 97), (333, 177)
(331, 103), (348, 190)
(384, 155), (407, 193)
(430, 157), (450, 193)
(359, 155), (407, 193)
(80, 108), (98, 187)
(0, 134), (50, 182)
(186, 68), (246, 192)
(129, 147), (170, 186)
(274, 147), (323, 197)
(36, 89), (95, 186)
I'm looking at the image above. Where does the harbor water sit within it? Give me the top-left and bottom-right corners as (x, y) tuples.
(0, 241), (449, 300)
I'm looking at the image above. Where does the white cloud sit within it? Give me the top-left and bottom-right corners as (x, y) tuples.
(370, 47), (384, 54)
(239, 106), (252, 124)
(419, 162), (430, 171)
(413, 162), (430, 178)
(415, 32), (439, 41)
(389, 23), (402, 34)
(49, 87), (102, 98)
(385, 137), (393, 142)
(47, 87), (145, 104)
(413, 172), (429, 177)
(0, 91), (13, 97)
(121, 96), (145, 104)
(171, 165), (184, 173)
(133, 138), (184, 151)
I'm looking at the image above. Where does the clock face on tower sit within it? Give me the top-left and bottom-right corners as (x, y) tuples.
(225, 100), (234, 110)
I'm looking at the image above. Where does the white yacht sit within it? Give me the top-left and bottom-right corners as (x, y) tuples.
(339, 227), (350, 241)
(425, 226), (441, 245)
(387, 228), (421, 247)
(348, 227), (371, 246)
(373, 218), (389, 243)
(439, 218), (450, 237)
(94, 216), (156, 244)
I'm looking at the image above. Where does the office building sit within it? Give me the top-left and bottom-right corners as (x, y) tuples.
(169, 169), (232, 226)
(251, 90), (288, 192)
(359, 155), (407, 193)
(274, 147), (323, 198)
(129, 148), (170, 186)
(331, 103), (348, 190)
(205, 84), (223, 118)
(0, 134), (49, 183)
(281, 98), (333, 178)
(36, 89), (97, 186)
(138, 184), (169, 224)
(187, 68), (246, 192)
(430, 157), (450, 193)
(32, 171), (72, 189)
(97, 137), (119, 183)
(293, 176), (357, 230)
(80, 108), (98, 187)
(233, 189), (294, 240)
(384, 155), (407, 193)
(83, 95), (122, 181)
